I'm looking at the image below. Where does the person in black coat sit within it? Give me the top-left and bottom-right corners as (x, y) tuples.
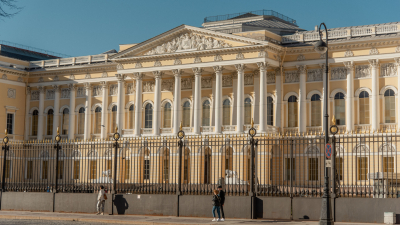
(218, 185), (225, 221)
(211, 190), (221, 222)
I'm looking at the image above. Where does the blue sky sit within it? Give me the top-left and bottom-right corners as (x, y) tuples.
(1, 0), (399, 57)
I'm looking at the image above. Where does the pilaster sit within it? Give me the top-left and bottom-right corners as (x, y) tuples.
(257, 62), (268, 132)
(172, 69), (182, 134)
(37, 86), (45, 140)
(100, 81), (109, 139)
(84, 83), (92, 140)
(68, 84), (76, 140)
(133, 72), (144, 137)
(192, 67), (202, 134)
(24, 87), (31, 140)
(344, 61), (354, 131)
(52, 85), (60, 139)
(235, 64), (246, 133)
(213, 66), (223, 133)
(369, 59), (379, 131)
(153, 71), (163, 135)
(116, 74), (125, 134)
(297, 65), (307, 133)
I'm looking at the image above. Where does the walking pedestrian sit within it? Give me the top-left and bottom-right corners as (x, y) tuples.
(211, 189), (221, 222)
(218, 185), (225, 221)
(96, 186), (107, 215)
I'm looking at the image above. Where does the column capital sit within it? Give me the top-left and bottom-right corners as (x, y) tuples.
(133, 72), (144, 80)
(52, 85), (60, 92)
(192, 67), (202, 75)
(296, 65), (307, 74)
(395, 57), (400, 66)
(38, 86), (45, 93)
(172, 69), (182, 77)
(84, 82), (92, 90)
(234, 64), (246, 72)
(368, 59), (379, 68)
(26, 86), (31, 95)
(152, 71), (163, 79)
(213, 65), (224, 74)
(115, 74), (126, 81)
(256, 62), (268, 71)
(68, 83), (77, 91)
(343, 61), (354, 71)
(100, 81), (108, 88)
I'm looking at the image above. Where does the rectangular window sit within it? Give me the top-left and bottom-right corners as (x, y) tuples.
(90, 160), (97, 179)
(308, 158), (318, 181)
(335, 157), (343, 181)
(6, 113), (13, 135)
(244, 104), (251, 125)
(47, 114), (53, 135)
(285, 158), (295, 181)
(383, 157), (394, 173)
(78, 113), (85, 134)
(183, 107), (190, 127)
(357, 157), (368, 180)
(267, 101), (274, 126)
(57, 161), (64, 179)
(4, 160), (11, 179)
(129, 110), (134, 129)
(26, 160), (33, 179)
(73, 160), (80, 179)
(335, 99), (346, 125)
(42, 161), (48, 180)
(288, 102), (298, 127)
(311, 101), (321, 126)
(144, 159), (150, 180)
(32, 114), (38, 136)
(62, 113), (69, 135)
(385, 97), (396, 123)
(95, 112), (101, 134)
(125, 160), (130, 180)
(359, 98), (370, 125)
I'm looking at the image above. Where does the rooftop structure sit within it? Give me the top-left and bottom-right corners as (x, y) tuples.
(0, 40), (70, 61)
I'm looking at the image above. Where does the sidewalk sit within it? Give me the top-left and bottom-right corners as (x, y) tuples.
(0, 210), (384, 225)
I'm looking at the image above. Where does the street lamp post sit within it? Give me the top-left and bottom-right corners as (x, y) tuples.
(2, 129), (9, 191)
(112, 127), (120, 193)
(54, 127), (62, 193)
(314, 22), (334, 225)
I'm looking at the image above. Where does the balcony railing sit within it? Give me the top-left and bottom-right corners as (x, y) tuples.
(201, 126), (214, 133)
(141, 128), (153, 135)
(29, 54), (109, 69)
(183, 127), (192, 133)
(306, 126), (322, 134)
(283, 127), (298, 134)
(380, 123), (397, 132)
(122, 129), (134, 136)
(222, 125), (236, 132)
(355, 124), (372, 133)
(337, 125), (347, 133)
(161, 128), (173, 134)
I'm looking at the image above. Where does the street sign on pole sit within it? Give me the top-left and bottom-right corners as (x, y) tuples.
(325, 143), (332, 159)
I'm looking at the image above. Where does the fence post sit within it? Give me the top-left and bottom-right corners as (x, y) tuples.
(1, 129), (9, 191)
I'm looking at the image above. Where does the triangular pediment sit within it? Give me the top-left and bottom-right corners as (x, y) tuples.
(111, 25), (269, 59)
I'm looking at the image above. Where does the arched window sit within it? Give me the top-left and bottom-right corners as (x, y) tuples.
(202, 100), (211, 126)
(244, 98), (252, 124)
(95, 107), (102, 134)
(384, 89), (396, 123)
(163, 102), (172, 128)
(32, 110), (39, 136)
(359, 91), (370, 124)
(78, 107), (85, 134)
(223, 99), (231, 125)
(267, 97), (274, 126)
(145, 104), (153, 128)
(334, 92), (345, 125)
(288, 96), (298, 127)
(111, 105), (117, 132)
(129, 105), (134, 129)
(62, 108), (69, 135)
(47, 109), (54, 135)
(311, 94), (321, 126)
(182, 101), (191, 127)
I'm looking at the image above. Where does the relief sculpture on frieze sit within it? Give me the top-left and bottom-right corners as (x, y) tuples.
(143, 81), (155, 92)
(307, 69), (322, 82)
(331, 67), (347, 80)
(381, 63), (397, 77)
(355, 65), (371, 78)
(285, 71), (299, 83)
(201, 77), (212, 88)
(222, 75), (233, 87)
(181, 78), (192, 90)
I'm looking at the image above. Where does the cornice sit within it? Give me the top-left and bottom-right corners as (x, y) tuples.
(28, 63), (117, 77)
(0, 66), (28, 77)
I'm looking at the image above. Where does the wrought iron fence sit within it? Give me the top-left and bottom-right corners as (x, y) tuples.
(1, 132), (400, 198)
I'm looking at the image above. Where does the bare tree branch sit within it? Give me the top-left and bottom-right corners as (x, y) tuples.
(0, 0), (22, 19)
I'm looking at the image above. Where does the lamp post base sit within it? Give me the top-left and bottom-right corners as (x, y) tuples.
(320, 175), (334, 225)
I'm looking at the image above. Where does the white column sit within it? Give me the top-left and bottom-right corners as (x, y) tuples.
(172, 69), (182, 134)
(193, 67), (202, 134)
(116, 74), (125, 134)
(52, 85), (60, 139)
(235, 64), (245, 133)
(369, 59), (379, 131)
(344, 61), (354, 131)
(84, 83), (92, 140)
(37, 86), (45, 140)
(153, 71), (162, 135)
(297, 65), (307, 133)
(24, 87), (31, 140)
(320, 63), (331, 130)
(134, 73), (143, 137)
(257, 62), (268, 132)
(275, 68), (282, 128)
(100, 81), (108, 139)
(213, 66), (223, 133)
(396, 58), (400, 129)
(232, 75), (238, 126)
(68, 84), (76, 140)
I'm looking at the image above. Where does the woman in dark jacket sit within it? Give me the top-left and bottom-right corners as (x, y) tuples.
(212, 190), (221, 222)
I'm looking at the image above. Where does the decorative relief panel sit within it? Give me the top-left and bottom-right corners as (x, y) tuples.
(381, 63), (397, 77)
(181, 78), (192, 90)
(101, 72), (108, 78)
(396, 46), (400, 53)
(54, 76), (59, 81)
(320, 53), (326, 59)
(38, 77), (43, 82)
(7, 88), (16, 99)
(61, 88), (70, 99)
(297, 54), (305, 61)
(355, 65), (371, 78)
(162, 80), (174, 91)
(154, 61), (162, 67)
(77, 87), (85, 97)
(344, 50), (354, 57)
(236, 52), (244, 59)
(307, 69), (323, 82)
(109, 84), (118, 95)
(267, 71), (276, 84)
(2, 74), (7, 79)
(17, 76), (23, 82)
(194, 56), (202, 63)
(369, 47), (379, 55)
(143, 81), (155, 92)
(214, 54), (223, 61)
(244, 74), (253, 85)
(144, 33), (232, 55)
(69, 75), (75, 80)
(201, 77), (212, 88)
(222, 75), (233, 87)
(135, 62), (142, 68)
(331, 67), (347, 80)
(31, 91), (39, 101)
(258, 50), (268, 57)
(174, 59), (182, 65)
(92, 85), (102, 96)
(46, 89), (55, 100)
(285, 71), (299, 83)
(126, 83), (135, 94)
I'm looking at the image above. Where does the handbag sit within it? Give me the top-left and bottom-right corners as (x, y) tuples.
(103, 193), (107, 200)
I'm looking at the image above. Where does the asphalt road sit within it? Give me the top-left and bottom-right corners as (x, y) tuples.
(0, 219), (132, 225)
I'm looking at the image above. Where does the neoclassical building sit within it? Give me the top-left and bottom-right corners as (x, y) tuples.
(2, 10), (400, 141)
